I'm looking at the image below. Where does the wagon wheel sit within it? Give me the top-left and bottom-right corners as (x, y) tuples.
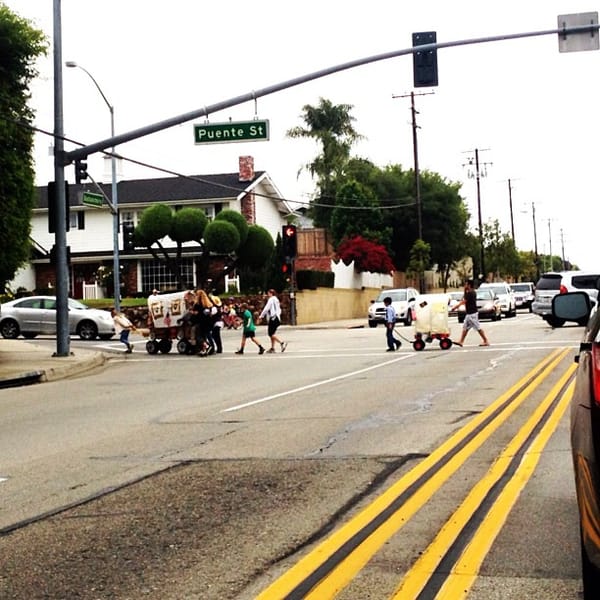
(440, 337), (453, 350)
(158, 339), (172, 354)
(413, 338), (426, 351)
(146, 340), (160, 354)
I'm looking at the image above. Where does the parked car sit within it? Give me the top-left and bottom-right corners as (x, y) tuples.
(447, 291), (464, 318)
(478, 282), (517, 318)
(532, 271), (600, 327)
(456, 288), (502, 323)
(0, 296), (115, 340)
(509, 282), (535, 312)
(552, 291), (600, 598)
(368, 287), (418, 327)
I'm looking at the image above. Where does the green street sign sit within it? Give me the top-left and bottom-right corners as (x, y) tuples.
(193, 119), (270, 145)
(81, 191), (103, 207)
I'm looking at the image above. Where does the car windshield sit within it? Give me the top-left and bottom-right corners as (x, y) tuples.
(484, 286), (506, 295)
(377, 290), (407, 302)
(476, 290), (493, 300)
(68, 299), (89, 310)
(510, 284), (531, 292)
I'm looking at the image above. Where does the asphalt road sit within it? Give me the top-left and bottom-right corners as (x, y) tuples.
(0, 312), (586, 599)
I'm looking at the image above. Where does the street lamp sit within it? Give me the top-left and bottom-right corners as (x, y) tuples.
(65, 61), (121, 310)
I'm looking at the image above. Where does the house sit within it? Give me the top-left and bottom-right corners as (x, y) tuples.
(16, 156), (295, 298)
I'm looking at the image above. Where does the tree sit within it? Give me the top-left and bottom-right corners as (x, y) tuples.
(336, 236), (394, 274)
(0, 6), (47, 290)
(330, 179), (391, 248)
(133, 204), (273, 290)
(287, 97), (362, 227)
(407, 238), (431, 293)
(483, 219), (520, 281)
(331, 160), (470, 282)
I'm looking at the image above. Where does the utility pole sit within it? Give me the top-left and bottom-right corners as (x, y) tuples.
(507, 178), (515, 242)
(547, 218), (553, 271)
(560, 228), (566, 270)
(393, 90), (434, 293)
(532, 202), (540, 281)
(463, 149), (492, 283)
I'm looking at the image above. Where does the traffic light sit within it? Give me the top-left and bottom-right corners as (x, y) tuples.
(49, 244), (71, 266)
(412, 31), (438, 88)
(74, 159), (88, 184)
(282, 224), (297, 259)
(47, 181), (70, 233)
(281, 260), (293, 281)
(122, 221), (135, 252)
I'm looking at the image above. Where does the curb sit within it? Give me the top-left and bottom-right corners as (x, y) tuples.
(41, 352), (108, 382)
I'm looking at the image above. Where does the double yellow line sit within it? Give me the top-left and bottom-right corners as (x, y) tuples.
(256, 348), (574, 599)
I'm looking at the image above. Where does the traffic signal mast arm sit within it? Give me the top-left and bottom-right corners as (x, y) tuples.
(63, 21), (599, 164)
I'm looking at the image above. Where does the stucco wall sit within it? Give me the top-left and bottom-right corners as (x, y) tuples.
(294, 287), (380, 325)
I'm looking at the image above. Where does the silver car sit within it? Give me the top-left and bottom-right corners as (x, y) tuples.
(532, 271), (600, 327)
(0, 296), (115, 340)
(478, 282), (517, 318)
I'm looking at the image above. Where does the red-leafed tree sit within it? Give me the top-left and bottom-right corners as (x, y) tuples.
(336, 236), (395, 274)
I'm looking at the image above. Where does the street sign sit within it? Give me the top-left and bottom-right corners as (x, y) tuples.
(193, 120), (270, 145)
(81, 191), (103, 207)
(558, 12), (599, 52)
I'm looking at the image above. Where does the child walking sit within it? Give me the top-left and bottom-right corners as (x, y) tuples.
(235, 303), (266, 355)
(111, 307), (135, 353)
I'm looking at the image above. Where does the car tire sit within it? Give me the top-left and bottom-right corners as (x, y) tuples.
(581, 526), (600, 599)
(404, 312), (413, 327)
(546, 316), (565, 328)
(77, 320), (98, 340)
(0, 319), (20, 339)
(368, 321), (377, 328)
(458, 316), (465, 324)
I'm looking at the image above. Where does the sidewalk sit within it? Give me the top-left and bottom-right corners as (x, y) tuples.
(0, 339), (106, 389)
(0, 319), (368, 389)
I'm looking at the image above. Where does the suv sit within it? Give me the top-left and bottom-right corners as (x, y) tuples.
(368, 287), (418, 327)
(509, 282), (535, 312)
(478, 282), (517, 318)
(532, 271), (600, 326)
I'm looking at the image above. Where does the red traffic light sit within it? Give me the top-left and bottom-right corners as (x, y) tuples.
(282, 224), (297, 259)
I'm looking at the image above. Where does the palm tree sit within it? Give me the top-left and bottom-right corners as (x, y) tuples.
(287, 97), (362, 227)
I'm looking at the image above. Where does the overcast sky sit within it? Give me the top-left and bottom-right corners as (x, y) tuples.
(6, 1), (599, 271)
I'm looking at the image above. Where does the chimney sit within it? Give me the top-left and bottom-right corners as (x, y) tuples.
(238, 156), (254, 182)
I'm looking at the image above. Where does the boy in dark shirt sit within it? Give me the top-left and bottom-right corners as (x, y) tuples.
(452, 279), (490, 347)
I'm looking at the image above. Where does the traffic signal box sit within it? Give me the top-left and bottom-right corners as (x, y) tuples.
(412, 31), (438, 87)
(282, 224), (297, 259)
(75, 159), (88, 184)
(47, 181), (70, 234)
(122, 222), (135, 252)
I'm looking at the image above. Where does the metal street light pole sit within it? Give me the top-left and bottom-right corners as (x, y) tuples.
(65, 61), (120, 311)
(53, 0), (69, 356)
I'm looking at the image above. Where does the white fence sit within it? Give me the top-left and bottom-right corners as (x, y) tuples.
(83, 283), (104, 300)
